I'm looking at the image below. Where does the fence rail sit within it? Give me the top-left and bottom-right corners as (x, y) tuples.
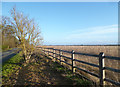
(38, 47), (120, 86)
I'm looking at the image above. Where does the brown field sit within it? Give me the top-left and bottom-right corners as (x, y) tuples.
(44, 45), (118, 57)
(41, 45), (119, 86)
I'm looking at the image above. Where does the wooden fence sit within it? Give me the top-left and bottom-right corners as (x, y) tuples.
(38, 47), (120, 86)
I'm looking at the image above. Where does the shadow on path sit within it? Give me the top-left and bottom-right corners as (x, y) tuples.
(15, 53), (82, 86)
(2, 52), (91, 86)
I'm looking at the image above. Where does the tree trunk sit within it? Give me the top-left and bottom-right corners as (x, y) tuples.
(23, 43), (27, 61)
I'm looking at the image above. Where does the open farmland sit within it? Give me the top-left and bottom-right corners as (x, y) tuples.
(44, 45), (118, 57)
(42, 45), (119, 86)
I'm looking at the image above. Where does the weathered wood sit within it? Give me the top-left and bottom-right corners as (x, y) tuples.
(45, 48), (47, 54)
(49, 51), (54, 54)
(61, 55), (72, 60)
(104, 67), (120, 73)
(48, 49), (50, 56)
(61, 50), (72, 53)
(74, 59), (99, 68)
(75, 52), (99, 57)
(49, 54), (53, 57)
(61, 60), (72, 66)
(41, 47), (43, 52)
(53, 48), (56, 62)
(53, 48), (60, 51)
(59, 49), (62, 65)
(74, 66), (100, 78)
(104, 78), (120, 86)
(55, 53), (59, 56)
(71, 50), (75, 73)
(99, 52), (105, 86)
(104, 56), (120, 60)
(52, 48), (54, 59)
(43, 48), (45, 53)
(40, 47), (120, 86)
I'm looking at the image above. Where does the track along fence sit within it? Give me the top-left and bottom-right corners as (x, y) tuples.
(38, 47), (120, 86)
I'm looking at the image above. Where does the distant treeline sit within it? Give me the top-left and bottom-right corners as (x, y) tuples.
(1, 16), (19, 50)
(44, 44), (119, 46)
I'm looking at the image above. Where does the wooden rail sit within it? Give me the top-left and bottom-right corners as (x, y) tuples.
(38, 47), (120, 86)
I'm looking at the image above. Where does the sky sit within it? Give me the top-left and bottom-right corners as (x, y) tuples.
(2, 2), (118, 45)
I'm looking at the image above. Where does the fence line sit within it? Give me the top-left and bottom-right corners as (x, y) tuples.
(38, 47), (120, 86)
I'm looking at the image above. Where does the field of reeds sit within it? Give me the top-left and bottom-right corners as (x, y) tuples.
(42, 45), (119, 86)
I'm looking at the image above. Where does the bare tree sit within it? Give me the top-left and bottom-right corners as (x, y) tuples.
(10, 7), (43, 62)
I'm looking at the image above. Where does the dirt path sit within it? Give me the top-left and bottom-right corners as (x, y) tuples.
(15, 55), (74, 85)
(3, 53), (91, 86)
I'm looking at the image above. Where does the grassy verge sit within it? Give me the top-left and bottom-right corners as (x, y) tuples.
(51, 61), (92, 86)
(2, 51), (24, 80)
(2, 51), (92, 86)
(0, 45), (15, 52)
(1, 45), (10, 51)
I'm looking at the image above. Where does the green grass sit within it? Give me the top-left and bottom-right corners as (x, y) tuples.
(2, 45), (9, 50)
(1, 45), (13, 52)
(2, 51), (24, 79)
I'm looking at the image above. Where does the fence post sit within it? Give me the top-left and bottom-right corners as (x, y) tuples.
(59, 49), (62, 65)
(41, 47), (44, 53)
(72, 50), (75, 73)
(41, 47), (43, 52)
(49, 49), (51, 56)
(53, 48), (56, 62)
(99, 52), (105, 87)
(52, 48), (54, 59)
(43, 48), (45, 53)
(59, 49), (60, 62)
(45, 48), (46, 54)
(47, 48), (49, 56)
(44, 48), (46, 53)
